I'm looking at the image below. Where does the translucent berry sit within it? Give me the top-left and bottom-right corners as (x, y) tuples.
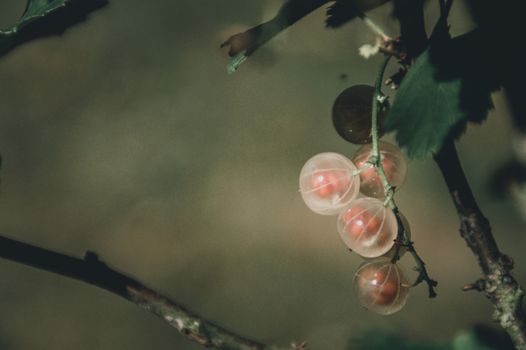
(353, 141), (407, 199)
(299, 153), (360, 215)
(337, 197), (397, 258)
(332, 85), (386, 144)
(354, 258), (409, 315)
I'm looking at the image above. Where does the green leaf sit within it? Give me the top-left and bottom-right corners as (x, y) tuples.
(452, 331), (495, 350)
(0, 0), (107, 57)
(384, 30), (497, 158)
(351, 326), (513, 350)
(352, 331), (450, 350)
(452, 325), (514, 350)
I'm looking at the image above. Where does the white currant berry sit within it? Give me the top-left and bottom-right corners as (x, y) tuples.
(337, 197), (397, 258)
(354, 258), (409, 315)
(299, 152), (360, 215)
(352, 141), (407, 199)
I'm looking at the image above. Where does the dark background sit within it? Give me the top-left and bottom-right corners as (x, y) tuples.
(0, 1), (524, 349)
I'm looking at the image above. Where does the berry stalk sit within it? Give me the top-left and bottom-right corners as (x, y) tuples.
(369, 55), (437, 297)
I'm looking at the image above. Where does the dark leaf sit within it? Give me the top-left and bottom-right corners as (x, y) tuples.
(325, 0), (391, 28)
(384, 30), (498, 158)
(453, 325), (514, 350)
(325, 1), (361, 28)
(465, 0), (525, 132)
(350, 325), (512, 350)
(391, 0), (427, 58)
(350, 330), (449, 350)
(221, 0), (328, 58)
(489, 160), (526, 198)
(0, 0), (108, 57)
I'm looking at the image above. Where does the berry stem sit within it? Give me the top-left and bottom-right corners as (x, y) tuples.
(370, 55), (391, 164)
(369, 55), (438, 298)
(352, 162), (374, 176)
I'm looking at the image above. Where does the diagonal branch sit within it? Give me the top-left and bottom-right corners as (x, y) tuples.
(434, 140), (526, 349)
(221, 0), (391, 73)
(0, 235), (294, 350)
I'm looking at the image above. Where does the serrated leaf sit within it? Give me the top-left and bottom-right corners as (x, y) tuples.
(325, 0), (391, 28)
(384, 31), (497, 158)
(0, 0), (107, 57)
(325, 1), (361, 28)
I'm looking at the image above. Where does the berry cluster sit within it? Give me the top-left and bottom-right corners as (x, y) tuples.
(298, 85), (411, 315)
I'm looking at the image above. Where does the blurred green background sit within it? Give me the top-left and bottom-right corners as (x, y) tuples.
(0, 1), (524, 349)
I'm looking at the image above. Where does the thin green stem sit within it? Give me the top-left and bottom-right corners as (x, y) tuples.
(371, 56), (395, 208)
(369, 55), (438, 298)
(351, 162), (374, 177)
(371, 56), (390, 165)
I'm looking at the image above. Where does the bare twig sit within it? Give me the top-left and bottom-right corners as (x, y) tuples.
(463, 279), (486, 292)
(0, 235), (294, 350)
(434, 141), (526, 349)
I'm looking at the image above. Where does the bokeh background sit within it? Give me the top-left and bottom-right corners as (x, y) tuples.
(0, 1), (524, 349)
